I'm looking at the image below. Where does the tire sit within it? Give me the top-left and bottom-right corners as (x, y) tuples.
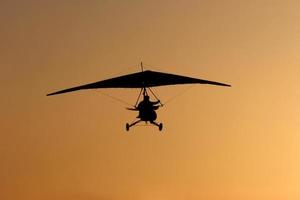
(159, 123), (163, 131)
(126, 123), (130, 131)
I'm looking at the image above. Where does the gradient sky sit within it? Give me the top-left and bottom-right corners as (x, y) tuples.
(1, 1), (300, 199)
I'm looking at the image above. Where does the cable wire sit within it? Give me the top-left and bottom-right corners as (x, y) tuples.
(96, 90), (134, 107)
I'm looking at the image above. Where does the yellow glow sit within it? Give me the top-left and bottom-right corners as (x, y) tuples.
(1, 1), (300, 199)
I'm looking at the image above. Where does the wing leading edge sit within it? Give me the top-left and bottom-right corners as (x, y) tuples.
(47, 70), (231, 96)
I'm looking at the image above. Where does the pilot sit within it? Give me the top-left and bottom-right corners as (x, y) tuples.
(137, 95), (160, 119)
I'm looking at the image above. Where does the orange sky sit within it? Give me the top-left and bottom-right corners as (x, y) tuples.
(1, 1), (300, 199)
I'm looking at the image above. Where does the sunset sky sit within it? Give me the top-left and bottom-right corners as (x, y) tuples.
(1, 0), (300, 199)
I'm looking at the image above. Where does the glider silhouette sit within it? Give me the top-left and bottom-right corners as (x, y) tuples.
(47, 63), (231, 131)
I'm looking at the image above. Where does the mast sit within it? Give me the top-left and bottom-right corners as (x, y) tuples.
(141, 61), (146, 97)
(141, 61), (144, 72)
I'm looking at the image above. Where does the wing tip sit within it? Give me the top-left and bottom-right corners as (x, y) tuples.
(211, 82), (231, 87)
(46, 91), (64, 96)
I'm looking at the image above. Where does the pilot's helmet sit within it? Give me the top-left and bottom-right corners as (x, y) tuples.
(144, 95), (150, 101)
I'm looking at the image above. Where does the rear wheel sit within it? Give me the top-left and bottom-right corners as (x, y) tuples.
(159, 123), (163, 131)
(126, 123), (130, 131)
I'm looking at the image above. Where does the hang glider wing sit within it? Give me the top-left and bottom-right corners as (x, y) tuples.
(47, 70), (231, 96)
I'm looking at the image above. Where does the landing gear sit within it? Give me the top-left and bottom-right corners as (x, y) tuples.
(125, 121), (163, 131)
(150, 121), (163, 131)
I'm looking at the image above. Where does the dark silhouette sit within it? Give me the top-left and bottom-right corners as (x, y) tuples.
(47, 62), (231, 131)
(126, 95), (162, 131)
(46, 63), (230, 97)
